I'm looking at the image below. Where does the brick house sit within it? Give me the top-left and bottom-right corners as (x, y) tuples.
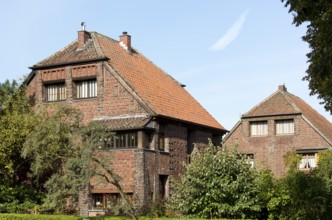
(25, 28), (227, 214)
(223, 85), (332, 177)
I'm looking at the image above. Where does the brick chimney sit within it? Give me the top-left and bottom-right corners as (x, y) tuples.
(77, 30), (91, 49)
(119, 32), (131, 51)
(278, 84), (287, 92)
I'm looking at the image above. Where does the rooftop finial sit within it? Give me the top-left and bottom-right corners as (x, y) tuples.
(81, 22), (86, 31)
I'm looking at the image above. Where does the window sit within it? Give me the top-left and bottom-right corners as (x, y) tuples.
(250, 121), (268, 136)
(159, 175), (168, 199)
(299, 153), (316, 170)
(245, 154), (255, 168)
(45, 83), (66, 101)
(102, 132), (137, 149)
(92, 193), (133, 209)
(76, 79), (97, 99)
(159, 125), (165, 151)
(276, 119), (294, 135)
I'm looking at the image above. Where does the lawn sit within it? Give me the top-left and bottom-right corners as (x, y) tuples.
(0, 214), (232, 220)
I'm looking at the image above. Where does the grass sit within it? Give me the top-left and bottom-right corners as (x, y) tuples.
(0, 214), (233, 220)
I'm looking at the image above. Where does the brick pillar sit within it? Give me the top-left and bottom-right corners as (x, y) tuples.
(133, 149), (148, 209)
(78, 185), (91, 216)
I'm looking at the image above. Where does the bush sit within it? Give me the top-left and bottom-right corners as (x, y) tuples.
(169, 142), (260, 219)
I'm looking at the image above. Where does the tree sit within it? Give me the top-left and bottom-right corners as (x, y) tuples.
(0, 85), (43, 213)
(169, 142), (260, 219)
(282, 0), (332, 113)
(0, 79), (18, 112)
(23, 105), (138, 219)
(0, 85), (37, 184)
(266, 150), (332, 220)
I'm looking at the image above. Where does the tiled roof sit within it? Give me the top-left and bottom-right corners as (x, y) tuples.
(242, 90), (300, 117)
(31, 31), (225, 131)
(33, 40), (101, 68)
(242, 86), (332, 144)
(94, 114), (151, 130)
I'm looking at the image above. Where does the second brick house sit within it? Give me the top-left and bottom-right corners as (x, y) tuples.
(25, 28), (227, 215)
(223, 85), (332, 177)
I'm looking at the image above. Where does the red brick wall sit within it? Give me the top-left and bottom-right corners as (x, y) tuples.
(26, 62), (147, 124)
(224, 115), (331, 177)
(90, 150), (135, 193)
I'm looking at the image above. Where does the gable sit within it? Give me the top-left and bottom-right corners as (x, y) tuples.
(243, 91), (300, 118)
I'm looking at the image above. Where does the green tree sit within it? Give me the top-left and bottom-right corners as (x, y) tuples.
(282, 0), (332, 113)
(267, 150), (332, 219)
(23, 105), (138, 219)
(170, 142), (260, 219)
(0, 85), (36, 184)
(0, 85), (43, 213)
(0, 79), (18, 111)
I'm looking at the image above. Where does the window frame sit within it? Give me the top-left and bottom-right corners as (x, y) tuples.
(250, 121), (268, 137)
(75, 78), (97, 99)
(275, 119), (295, 135)
(45, 82), (66, 102)
(298, 153), (317, 170)
(102, 132), (138, 149)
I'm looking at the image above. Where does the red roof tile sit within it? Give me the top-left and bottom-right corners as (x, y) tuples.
(34, 40), (101, 67)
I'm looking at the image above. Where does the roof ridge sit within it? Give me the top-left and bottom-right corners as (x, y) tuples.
(91, 32), (105, 57)
(283, 91), (301, 112)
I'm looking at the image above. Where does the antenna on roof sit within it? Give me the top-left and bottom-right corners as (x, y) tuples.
(81, 22), (86, 31)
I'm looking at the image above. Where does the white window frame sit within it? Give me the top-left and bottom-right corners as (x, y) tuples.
(299, 153), (317, 170)
(250, 121), (268, 136)
(276, 119), (294, 135)
(76, 79), (97, 99)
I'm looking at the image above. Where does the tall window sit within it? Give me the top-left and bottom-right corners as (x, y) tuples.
(159, 124), (165, 151)
(276, 119), (294, 135)
(299, 153), (316, 170)
(45, 83), (66, 101)
(76, 79), (97, 99)
(250, 121), (268, 136)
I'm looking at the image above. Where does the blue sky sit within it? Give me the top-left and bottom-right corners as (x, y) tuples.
(0, 0), (331, 130)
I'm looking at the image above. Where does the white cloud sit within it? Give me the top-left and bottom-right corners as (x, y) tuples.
(209, 9), (250, 51)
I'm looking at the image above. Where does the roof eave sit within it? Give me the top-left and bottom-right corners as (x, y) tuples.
(29, 56), (109, 70)
(241, 112), (302, 119)
(155, 114), (228, 134)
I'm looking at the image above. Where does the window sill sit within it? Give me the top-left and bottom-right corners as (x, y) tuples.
(73, 97), (98, 101)
(44, 100), (67, 103)
(276, 133), (295, 136)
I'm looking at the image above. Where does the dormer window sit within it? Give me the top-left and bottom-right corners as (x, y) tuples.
(276, 119), (294, 135)
(76, 79), (97, 99)
(45, 83), (66, 102)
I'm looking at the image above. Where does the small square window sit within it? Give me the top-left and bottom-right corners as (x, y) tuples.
(276, 119), (294, 135)
(45, 83), (66, 102)
(299, 153), (316, 170)
(250, 121), (268, 136)
(76, 79), (97, 99)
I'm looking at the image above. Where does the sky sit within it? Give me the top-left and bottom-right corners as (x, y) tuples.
(0, 0), (331, 130)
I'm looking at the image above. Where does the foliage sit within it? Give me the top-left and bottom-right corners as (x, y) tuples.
(0, 86), (37, 184)
(0, 79), (18, 111)
(170, 142), (260, 219)
(22, 105), (137, 219)
(282, 0), (332, 113)
(266, 150), (332, 220)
